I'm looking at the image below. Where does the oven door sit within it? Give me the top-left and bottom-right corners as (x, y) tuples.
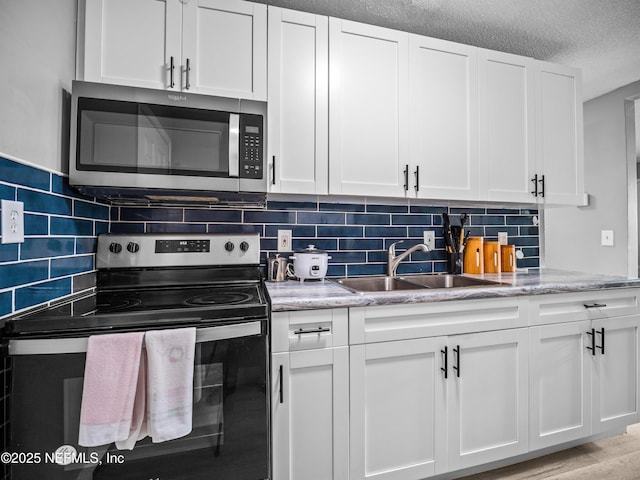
(5, 321), (269, 480)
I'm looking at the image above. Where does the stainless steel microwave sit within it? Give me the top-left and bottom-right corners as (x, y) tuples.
(69, 81), (267, 198)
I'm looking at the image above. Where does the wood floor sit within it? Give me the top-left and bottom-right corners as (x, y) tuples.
(463, 424), (640, 480)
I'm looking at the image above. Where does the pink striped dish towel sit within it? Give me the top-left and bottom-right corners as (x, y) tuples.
(145, 327), (196, 442)
(78, 332), (145, 447)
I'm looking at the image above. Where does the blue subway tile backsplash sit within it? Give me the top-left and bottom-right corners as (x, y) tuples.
(0, 155), (107, 318)
(1, 153), (541, 319)
(111, 196), (541, 278)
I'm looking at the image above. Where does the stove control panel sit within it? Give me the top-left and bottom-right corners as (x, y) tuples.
(156, 239), (210, 254)
(97, 234), (260, 269)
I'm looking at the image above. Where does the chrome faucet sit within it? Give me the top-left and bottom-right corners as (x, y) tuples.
(387, 240), (432, 276)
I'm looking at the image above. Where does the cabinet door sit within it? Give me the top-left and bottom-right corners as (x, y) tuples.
(182, 0), (267, 99)
(82, 0), (182, 89)
(350, 338), (447, 480)
(592, 315), (640, 432)
(268, 7), (328, 194)
(329, 19), (408, 197)
(448, 328), (529, 471)
(272, 348), (349, 480)
(479, 50), (536, 203)
(536, 61), (584, 205)
(529, 321), (592, 450)
(409, 35), (479, 200)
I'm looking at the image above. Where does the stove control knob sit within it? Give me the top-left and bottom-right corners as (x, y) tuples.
(127, 242), (140, 253)
(109, 242), (122, 254)
(225, 241), (235, 252)
(240, 241), (250, 252)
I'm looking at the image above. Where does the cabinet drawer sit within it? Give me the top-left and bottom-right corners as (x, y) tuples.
(350, 297), (527, 344)
(272, 308), (349, 352)
(530, 289), (640, 326)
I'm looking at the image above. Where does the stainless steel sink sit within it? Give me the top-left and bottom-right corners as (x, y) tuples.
(334, 276), (428, 293)
(398, 274), (506, 289)
(333, 274), (506, 293)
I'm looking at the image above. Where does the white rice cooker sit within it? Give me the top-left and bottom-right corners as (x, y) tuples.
(288, 245), (331, 281)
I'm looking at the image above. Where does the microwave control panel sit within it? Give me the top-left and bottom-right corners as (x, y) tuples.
(240, 114), (263, 179)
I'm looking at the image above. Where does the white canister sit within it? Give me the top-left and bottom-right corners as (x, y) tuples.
(288, 245), (331, 281)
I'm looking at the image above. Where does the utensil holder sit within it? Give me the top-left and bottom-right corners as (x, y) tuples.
(446, 252), (463, 274)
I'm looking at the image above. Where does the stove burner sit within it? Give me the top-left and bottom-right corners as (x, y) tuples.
(96, 298), (143, 313)
(184, 292), (253, 306)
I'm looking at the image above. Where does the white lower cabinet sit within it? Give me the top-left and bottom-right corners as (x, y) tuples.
(592, 315), (640, 432)
(529, 321), (593, 450)
(271, 309), (349, 480)
(349, 337), (447, 480)
(348, 298), (529, 479)
(447, 328), (530, 472)
(273, 290), (640, 480)
(529, 315), (640, 451)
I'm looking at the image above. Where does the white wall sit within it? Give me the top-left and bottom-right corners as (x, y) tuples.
(545, 80), (640, 276)
(0, 0), (77, 173)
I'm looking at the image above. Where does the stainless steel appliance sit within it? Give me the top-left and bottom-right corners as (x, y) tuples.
(2, 233), (270, 480)
(69, 81), (267, 201)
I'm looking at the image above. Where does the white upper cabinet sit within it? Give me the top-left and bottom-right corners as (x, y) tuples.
(82, 0), (182, 90)
(329, 19), (409, 197)
(80, 0), (267, 100)
(268, 7), (329, 194)
(535, 61), (584, 205)
(409, 36), (479, 200)
(182, 0), (266, 99)
(479, 49), (537, 203)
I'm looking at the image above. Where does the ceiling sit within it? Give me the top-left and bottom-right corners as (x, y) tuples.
(255, 0), (640, 101)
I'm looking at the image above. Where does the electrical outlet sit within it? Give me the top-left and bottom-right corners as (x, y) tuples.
(423, 230), (435, 250)
(1, 200), (25, 244)
(601, 230), (614, 247)
(498, 232), (508, 245)
(277, 229), (292, 252)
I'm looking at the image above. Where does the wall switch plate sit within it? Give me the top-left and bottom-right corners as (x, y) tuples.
(498, 232), (508, 245)
(423, 230), (435, 250)
(1, 200), (25, 244)
(601, 230), (614, 247)
(277, 229), (292, 252)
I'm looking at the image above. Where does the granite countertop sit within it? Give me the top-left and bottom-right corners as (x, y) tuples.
(266, 269), (640, 312)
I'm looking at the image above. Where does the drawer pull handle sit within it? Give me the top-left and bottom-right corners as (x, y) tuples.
(441, 346), (448, 379)
(294, 327), (331, 335)
(279, 365), (284, 404)
(584, 303), (607, 309)
(586, 328), (596, 355)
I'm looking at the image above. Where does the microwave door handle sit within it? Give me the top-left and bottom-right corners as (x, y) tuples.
(228, 113), (240, 178)
(7, 321), (263, 355)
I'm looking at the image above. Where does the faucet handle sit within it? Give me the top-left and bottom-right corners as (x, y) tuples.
(388, 240), (404, 254)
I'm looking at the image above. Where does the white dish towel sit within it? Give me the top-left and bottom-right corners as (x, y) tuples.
(145, 327), (197, 442)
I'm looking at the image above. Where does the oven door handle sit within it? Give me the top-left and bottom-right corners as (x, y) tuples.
(7, 321), (263, 355)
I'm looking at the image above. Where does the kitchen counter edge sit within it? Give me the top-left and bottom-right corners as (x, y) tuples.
(266, 269), (640, 312)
